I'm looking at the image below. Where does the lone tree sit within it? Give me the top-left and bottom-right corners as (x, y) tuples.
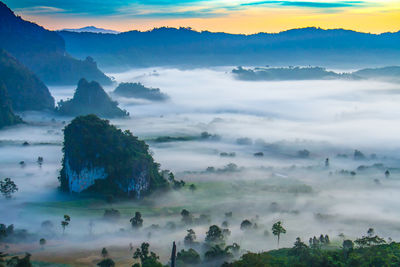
(240, 220), (253, 230)
(189, 184), (196, 193)
(39, 238), (46, 250)
(130, 212), (143, 229)
(171, 241), (176, 267)
(101, 248), (108, 259)
(61, 215), (71, 235)
(181, 209), (193, 225)
(184, 229), (197, 247)
(0, 178), (18, 199)
(272, 221), (286, 248)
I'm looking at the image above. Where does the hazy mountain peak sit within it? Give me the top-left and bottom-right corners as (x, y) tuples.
(62, 26), (120, 34)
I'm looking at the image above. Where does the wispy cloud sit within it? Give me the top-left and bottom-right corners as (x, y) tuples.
(241, 1), (367, 8)
(3, 0), (383, 19)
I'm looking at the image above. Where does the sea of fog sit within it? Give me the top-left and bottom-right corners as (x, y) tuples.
(1, 67), (400, 264)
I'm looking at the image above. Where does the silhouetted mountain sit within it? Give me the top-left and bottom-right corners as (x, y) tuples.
(0, 82), (23, 129)
(114, 82), (169, 101)
(232, 65), (400, 82)
(0, 49), (54, 111)
(61, 26), (119, 34)
(59, 114), (167, 197)
(58, 27), (400, 70)
(0, 1), (112, 85)
(56, 78), (128, 118)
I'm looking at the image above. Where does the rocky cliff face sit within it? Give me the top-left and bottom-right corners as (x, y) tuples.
(56, 78), (128, 118)
(59, 114), (167, 197)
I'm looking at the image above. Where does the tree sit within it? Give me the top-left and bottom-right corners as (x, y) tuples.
(184, 229), (196, 247)
(342, 239), (354, 251)
(189, 184), (196, 193)
(37, 157), (44, 167)
(181, 209), (193, 225)
(0, 178), (18, 199)
(205, 225), (224, 244)
(240, 220), (252, 230)
(61, 214), (70, 235)
(101, 248), (108, 259)
(39, 238), (46, 250)
(204, 245), (233, 262)
(130, 212), (143, 229)
(133, 242), (163, 267)
(324, 235), (330, 244)
(272, 221), (286, 248)
(289, 237), (309, 257)
(170, 241), (176, 267)
(176, 248), (200, 265)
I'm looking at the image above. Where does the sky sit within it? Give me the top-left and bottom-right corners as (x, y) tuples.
(4, 0), (400, 34)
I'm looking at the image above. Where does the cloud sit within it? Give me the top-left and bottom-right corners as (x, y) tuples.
(4, 0), (379, 19)
(241, 0), (367, 8)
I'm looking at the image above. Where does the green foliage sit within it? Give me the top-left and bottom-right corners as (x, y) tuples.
(184, 229), (197, 247)
(354, 228), (386, 248)
(97, 258), (115, 267)
(0, 178), (18, 199)
(272, 221), (286, 247)
(133, 243), (163, 267)
(56, 78), (128, 118)
(204, 245), (233, 262)
(205, 225), (225, 244)
(0, 49), (54, 111)
(59, 114), (168, 197)
(177, 248), (201, 266)
(227, 240), (400, 267)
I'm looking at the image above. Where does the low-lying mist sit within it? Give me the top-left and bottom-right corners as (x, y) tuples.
(1, 67), (400, 266)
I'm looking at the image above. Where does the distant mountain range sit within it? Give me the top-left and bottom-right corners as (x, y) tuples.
(0, 1), (112, 85)
(61, 26), (119, 34)
(58, 27), (400, 70)
(232, 66), (400, 82)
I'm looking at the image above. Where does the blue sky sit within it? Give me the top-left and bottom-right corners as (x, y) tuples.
(3, 0), (398, 34)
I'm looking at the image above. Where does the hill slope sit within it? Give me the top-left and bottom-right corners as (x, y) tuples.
(0, 82), (23, 129)
(56, 78), (128, 118)
(0, 49), (54, 111)
(0, 1), (112, 85)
